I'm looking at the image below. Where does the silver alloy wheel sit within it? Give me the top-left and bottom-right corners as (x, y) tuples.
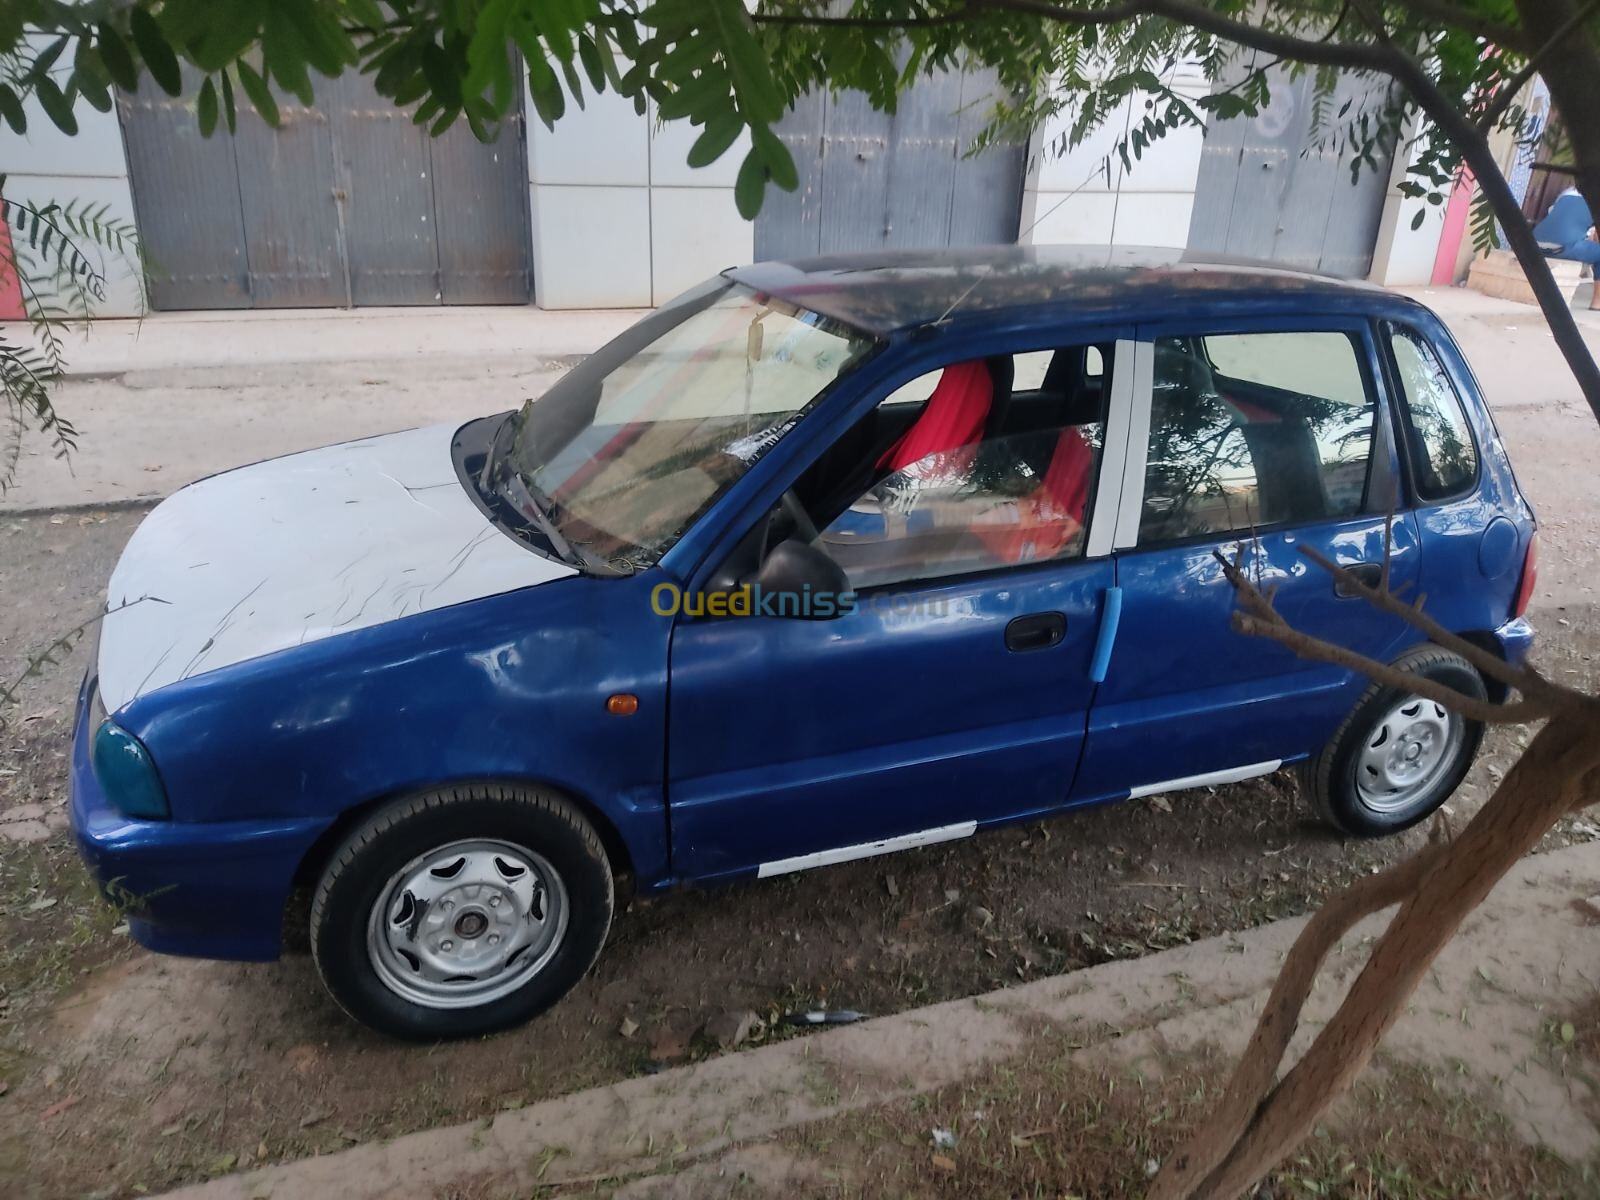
(366, 838), (569, 1010)
(1355, 694), (1464, 814)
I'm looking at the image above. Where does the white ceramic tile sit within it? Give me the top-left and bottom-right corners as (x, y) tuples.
(1110, 191), (1195, 248)
(525, 85), (649, 187)
(529, 184), (651, 308)
(1117, 113), (1204, 193)
(1370, 192), (1444, 286)
(4, 174), (145, 315)
(1, 43), (127, 179)
(650, 187), (752, 305)
(1022, 191), (1119, 246)
(1034, 98), (1132, 193)
(648, 109), (752, 188)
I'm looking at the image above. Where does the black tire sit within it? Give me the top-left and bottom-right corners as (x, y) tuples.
(310, 782), (613, 1041)
(1298, 646), (1487, 837)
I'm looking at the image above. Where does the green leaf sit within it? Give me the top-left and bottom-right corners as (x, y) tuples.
(130, 9), (183, 97)
(96, 24), (138, 92)
(578, 33), (606, 93)
(734, 146), (767, 220)
(345, 0), (388, 32)
(282, 0), (356, 78)
(656, 67), (730, 123)
(688, 113), (742, 168)
(235, 59), (279, 125)
(0, 85), (26, 134)
(708, 0), (784, 124)
(560, 57), (585, 110)
(32, 76), (78, 135)
(752, 125), (797, 191)
(71, 39), (114, 113)
(197, 76), (218, 137)
(420, 42), (463, 109)
(220, 69), (237, 133)
(1410, 208), (1426, 231)
(263, 8), (315, 105)
(30, 36), (70, 81)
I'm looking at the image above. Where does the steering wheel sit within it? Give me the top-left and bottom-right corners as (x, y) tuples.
(780, 489), (821, 544)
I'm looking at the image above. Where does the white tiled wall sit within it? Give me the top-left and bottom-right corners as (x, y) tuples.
(0, 35), (145, 317)
(1020, 69), (1207, 252)
(1368, 125), (1447, 287)
(524, 76), (755, 309)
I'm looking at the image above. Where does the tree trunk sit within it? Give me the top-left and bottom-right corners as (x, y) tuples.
(1152, 715), (1600, 1199)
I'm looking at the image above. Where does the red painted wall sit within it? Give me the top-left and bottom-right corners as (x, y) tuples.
(0, 187), (24, 320)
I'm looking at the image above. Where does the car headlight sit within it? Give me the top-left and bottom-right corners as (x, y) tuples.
(91, 721), (170, 820)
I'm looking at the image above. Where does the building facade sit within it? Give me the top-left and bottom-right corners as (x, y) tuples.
(1, 52), (1451, 320)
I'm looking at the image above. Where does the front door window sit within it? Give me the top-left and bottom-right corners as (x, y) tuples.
(806, 344), (1114, 591)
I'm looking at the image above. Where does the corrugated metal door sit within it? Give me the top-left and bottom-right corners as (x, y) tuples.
(121, 67), (531, 309)
(1188, 57), (1395, 278)
(757, 65), (1025, 259)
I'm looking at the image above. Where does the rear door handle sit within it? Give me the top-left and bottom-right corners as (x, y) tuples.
(1005, 611), (1066, 652)
(1335, 562), (1385, 598)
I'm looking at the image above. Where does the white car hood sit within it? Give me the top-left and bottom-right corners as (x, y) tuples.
(98, 422), (575, 711)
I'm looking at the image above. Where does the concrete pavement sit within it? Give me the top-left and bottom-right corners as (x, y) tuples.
(156, 839), (1600, 1199)
(3, 285), (1599, 514)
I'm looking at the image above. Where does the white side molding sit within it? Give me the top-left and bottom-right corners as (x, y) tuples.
(757, 820), (978, 879)
(1127, 759), (1282, 800)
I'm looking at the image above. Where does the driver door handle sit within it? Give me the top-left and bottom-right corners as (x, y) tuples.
(1335, 562), (1385, 598)
(1005, 611), (1066, 652)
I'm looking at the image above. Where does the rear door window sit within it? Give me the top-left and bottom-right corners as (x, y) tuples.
(1385, 325), (1479, 500)
(1138, 331), (1376, 544)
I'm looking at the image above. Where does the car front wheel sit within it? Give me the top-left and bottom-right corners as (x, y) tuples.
(310, 783), (613, 1040)
(1299, 646), (1487, 837)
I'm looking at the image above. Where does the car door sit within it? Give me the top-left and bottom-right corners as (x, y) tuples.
(665, 333), (1135, 882)
(1070, 319), (1422, 802)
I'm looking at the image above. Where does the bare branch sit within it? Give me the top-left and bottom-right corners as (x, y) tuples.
(1296, 543), (1591, 713)
(1148, 841), (1448, 1200)
(1215, 548), (1553, 725)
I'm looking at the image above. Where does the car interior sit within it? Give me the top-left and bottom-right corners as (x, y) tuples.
(703, 343), (1116, 596)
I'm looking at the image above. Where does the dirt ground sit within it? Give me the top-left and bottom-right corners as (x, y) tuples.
(2, 395), (1599, 1198)
(770, 1046), (1596, 1200)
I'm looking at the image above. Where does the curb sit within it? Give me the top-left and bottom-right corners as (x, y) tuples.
(154, 840), (1600, 1199)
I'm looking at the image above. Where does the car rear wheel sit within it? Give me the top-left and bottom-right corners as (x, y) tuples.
(310, 783), (613, 1040)
(1298, 646), (1486, 837)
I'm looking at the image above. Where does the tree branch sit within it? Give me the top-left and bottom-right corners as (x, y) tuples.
(1474, 0), (1600, 134)
(1296, 543), (1589, 712)
(1147, 839), (1448, 1200)
(1216, 547), (1554, 725)
(1386, 0), (1529, 49)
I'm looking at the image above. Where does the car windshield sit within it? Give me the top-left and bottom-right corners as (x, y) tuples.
(491, 280), (878, 572)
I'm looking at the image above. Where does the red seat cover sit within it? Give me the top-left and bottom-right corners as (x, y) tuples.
(876, 360), (993, 473)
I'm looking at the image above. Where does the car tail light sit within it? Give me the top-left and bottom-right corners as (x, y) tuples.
(1512, 531), (1539, 619)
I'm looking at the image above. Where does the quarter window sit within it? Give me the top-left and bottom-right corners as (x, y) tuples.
(1138, 331), (1376, 545)
(1386, 325), (1478, 500)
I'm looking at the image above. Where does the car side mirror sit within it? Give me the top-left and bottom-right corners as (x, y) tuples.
(751, 538), (850, 619)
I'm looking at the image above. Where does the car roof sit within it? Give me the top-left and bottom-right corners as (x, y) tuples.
(725, 245), (1404, 337)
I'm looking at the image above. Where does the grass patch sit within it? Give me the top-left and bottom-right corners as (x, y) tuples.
(0, 830), (128, 1024)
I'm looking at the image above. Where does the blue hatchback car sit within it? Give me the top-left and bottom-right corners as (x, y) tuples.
(71, 247), (1536, 1039)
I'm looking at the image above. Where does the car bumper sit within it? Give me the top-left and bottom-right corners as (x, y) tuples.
(69, 671), (330, 962)
(1493, 615), (1535, 667)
